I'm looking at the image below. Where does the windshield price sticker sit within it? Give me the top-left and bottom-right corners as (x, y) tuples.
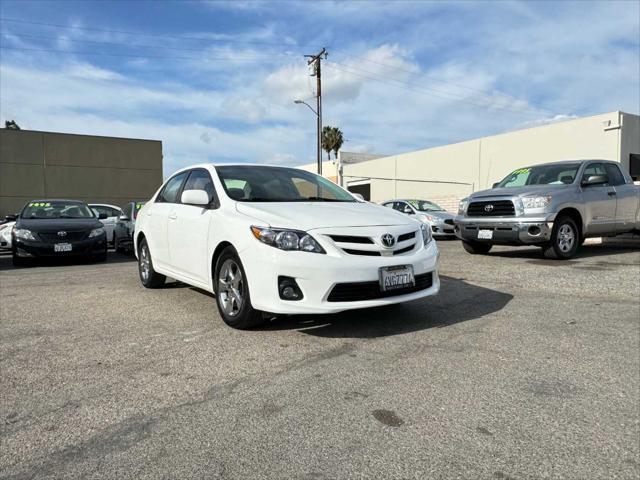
(28, 202), (51, 207)
(513, 168), (531, 175)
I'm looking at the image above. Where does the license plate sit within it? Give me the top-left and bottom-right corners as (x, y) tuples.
(379, 265), (415, 292)
(478, 229), (493, 240)
(54, 243), (72, 252)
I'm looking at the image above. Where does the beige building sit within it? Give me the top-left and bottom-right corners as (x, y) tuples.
(300, 111), (640, 212)
(0, 129), (163, 216)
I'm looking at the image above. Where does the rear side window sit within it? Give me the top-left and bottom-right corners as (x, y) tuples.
(182, 170), (217, 205)
(604, 164), (625, 186)
(157, 172), (188, 203)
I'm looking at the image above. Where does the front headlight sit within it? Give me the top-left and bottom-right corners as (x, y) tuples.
(250, 226), (325, 254)
(13, 228), (35, 240)
(521, 195), (552, 210)
(458, 198), (469, 215)
(89, 227), (105, 238)
(420, 223), (432, 246)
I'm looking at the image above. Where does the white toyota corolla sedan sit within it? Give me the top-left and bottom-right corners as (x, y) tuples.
(134, 164), (440, 329)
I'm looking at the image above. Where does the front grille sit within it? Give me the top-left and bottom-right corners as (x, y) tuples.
(327, 272), (433, 302)
(328, 235), (373, 244)
(444, 219), (454, 226)
(467, 200), (515, 217)
(397, 231), (416, 242)
(343, 249), (380, 256)
(38, 231), (87, 242)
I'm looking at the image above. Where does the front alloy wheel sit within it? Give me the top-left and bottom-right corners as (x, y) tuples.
(214, 246), (265, 329)
(543, 216), (580, 259)
(138, 239), (166, 288)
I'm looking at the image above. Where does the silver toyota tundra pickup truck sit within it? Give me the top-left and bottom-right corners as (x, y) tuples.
(455, 160), (640, 259)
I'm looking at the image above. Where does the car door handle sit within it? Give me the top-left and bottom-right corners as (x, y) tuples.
(608, 191), (616, 196)
(169, 213), (177, 220)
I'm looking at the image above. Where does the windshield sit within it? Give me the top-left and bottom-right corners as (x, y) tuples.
(407, 200), (444, 212)
(21, 201), (95, 219)
(216, 165), (356, 202)
(497, 163), (581, 188)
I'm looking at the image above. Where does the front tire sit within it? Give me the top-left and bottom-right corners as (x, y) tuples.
(462, 241), (493, 255)
(543, 216), (580, 259)
(138, 238), (166, 288)
(214, 246), (265, 329)
(12, 252), (29, 267)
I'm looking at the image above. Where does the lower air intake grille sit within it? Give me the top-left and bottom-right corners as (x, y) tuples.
(327, 272), (433, 302)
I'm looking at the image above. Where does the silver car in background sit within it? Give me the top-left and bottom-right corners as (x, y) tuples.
(382, 199), (456, 237)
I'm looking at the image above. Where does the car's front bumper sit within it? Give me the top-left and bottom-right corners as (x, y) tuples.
(239, 240), (440, 315)
(13, 236), (107, 258)
(454, 217), (553, 245)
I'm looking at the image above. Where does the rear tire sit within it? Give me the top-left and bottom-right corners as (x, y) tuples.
(138, 238), (166, 288)
(543, 215), (580, 259)
(462, 241), (493, 255)
(214, 246), (265, 329)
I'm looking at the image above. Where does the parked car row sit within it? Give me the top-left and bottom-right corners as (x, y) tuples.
(2, 199), (145, 266)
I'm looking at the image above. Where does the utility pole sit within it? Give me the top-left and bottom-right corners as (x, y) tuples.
(305, 48), (327, 175)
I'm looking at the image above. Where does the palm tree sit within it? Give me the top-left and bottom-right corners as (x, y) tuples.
(321, 126), (344, 160)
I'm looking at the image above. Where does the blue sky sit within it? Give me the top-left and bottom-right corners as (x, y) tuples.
(1, 0), (638, 176)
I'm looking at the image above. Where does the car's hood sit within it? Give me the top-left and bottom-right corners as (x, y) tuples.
(417, 211), (455, 220)
(470, 184), (568, 199)
(236, 201), (411, 230)
(17, 218), (102, 232)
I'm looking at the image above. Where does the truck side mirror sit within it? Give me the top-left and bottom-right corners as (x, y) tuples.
(492, 182), (499, 188)
(581, 175), (608, 187)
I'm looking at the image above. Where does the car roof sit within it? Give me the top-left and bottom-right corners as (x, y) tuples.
(517, 159), (619, 170)
(27, 199), (87, 204)
(88, 203), (121, 209)
(168, 163), (310, 176)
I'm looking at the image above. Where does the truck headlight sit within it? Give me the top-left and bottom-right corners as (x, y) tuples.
(89, 227), (105, 238)
(250, 226), (325, 254)
(521, 195), (552, 210)
(420, 223), (432, 246)
(458, 198), (469, 215)
(13, 228), (35, 240)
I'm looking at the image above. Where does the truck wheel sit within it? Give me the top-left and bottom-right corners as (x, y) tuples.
(138, 238), (166, 288)
(543, 216), (579, 260)
(214, 246), (265, 329)
(462, 241), (493, 255)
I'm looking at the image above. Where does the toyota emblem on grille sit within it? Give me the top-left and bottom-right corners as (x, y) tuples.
(484, 204), (494, 212)
(57, 231), (67, 237)
(381, 234), (396, 248)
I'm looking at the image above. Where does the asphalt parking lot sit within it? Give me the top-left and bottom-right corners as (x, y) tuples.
(1, 241), (639, 479)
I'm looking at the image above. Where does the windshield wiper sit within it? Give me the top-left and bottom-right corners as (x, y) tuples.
(299, 197), (351, 202)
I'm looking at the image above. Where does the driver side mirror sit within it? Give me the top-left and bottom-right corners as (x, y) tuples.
(181, 189), (210, 206)
(581, 175), (608, 187)
(403, 206), (414, 214)
(118, 215), (130, 222)
(4, 214), (17, 221)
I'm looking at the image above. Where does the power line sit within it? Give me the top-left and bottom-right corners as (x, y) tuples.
(0, 17), (317, 48)
(325, 60), (553, 116)
(0, 45), (279, 62)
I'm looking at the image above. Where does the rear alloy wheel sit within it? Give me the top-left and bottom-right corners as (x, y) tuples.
(462, 241), (493, 255)
(138, 238), (166, 288)
(214, 246), (265, 329)
(543, 216), (580, 260)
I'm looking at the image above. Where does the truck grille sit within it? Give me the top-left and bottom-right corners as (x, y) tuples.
(327, 272), (433, 302)
(467, 200), (515, 217)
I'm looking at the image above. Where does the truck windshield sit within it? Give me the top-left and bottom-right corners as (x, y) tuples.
(216, 165), (355, 202)
(497, 163), (581, 188)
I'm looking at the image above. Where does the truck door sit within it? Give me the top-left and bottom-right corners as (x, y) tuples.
(604, 163), (638, 233)
(580, 163), (617, 235)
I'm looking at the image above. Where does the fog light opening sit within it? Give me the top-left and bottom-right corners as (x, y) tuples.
(528, 226), (542, 236)
(278, 276), (303, 301)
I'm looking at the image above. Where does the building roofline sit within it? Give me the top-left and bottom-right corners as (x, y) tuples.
(0, 128), (162, 143)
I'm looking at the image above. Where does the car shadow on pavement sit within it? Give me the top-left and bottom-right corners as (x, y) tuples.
(259, 275), (513, 338)
(486, 244), (640, 262)
(0, 251), (135, 271)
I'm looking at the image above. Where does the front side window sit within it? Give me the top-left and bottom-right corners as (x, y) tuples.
(497, 163), (581, 187)
(182, 170), (216, 204)
(157, 172), (188, 203)
(215, 166), (355, 202)
(407, 200), (444, 212)
(22, 201), (95, 219)
(604, 164), (625, 186)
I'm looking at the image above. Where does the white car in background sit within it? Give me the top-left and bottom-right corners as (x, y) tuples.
(382, 199), (457, 237)
(89, 204), (124, 245)
(134, 164), (440, 329)
(0, 219), (16, 250)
